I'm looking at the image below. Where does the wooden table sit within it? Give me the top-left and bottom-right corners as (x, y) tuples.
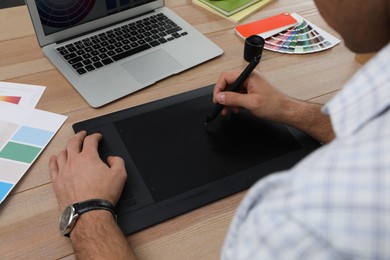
(0, 1), (361, 259)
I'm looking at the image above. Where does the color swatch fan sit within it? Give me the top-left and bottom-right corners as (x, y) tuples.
(264, 14), (340, 54)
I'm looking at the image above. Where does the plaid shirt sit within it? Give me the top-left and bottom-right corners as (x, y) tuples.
(222, 42), (390, 259)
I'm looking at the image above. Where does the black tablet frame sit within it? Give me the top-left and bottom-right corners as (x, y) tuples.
(73, 85), (321, 235)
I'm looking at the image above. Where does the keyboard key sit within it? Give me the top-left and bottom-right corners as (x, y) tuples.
(72, 62), (84, 69)
(68, 56), (83, 64)
(76, 50), (86, 55)
(150, 41), (160, 47)
(94, 61), (104, 68)
(76, 68), (87, 75)
(166, 27), (182, 34)
(91, 50), (99, 56)
(82, 59), (92, 65)
(99, 53), (108, 59)
(102, 58), (114, 65)
(112, 44), (151, 62)
(82, 53), (92, 59)
(158, 38), (168, 44)
(107, 50), (116, 56)
(67, 47), (77, 52)
(64, 53), (77, 60)
(85, 65), (95, 72)
(59, 49), (69, 55)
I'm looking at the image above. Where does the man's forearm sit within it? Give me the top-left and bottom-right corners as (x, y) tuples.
(279, 98), (335, 144)
(70, 211), (136, 259)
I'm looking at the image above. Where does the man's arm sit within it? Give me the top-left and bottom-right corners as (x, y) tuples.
(70, 210), (136, 259)
(277, 98), (335, 144)
(213, 70), (335, 144)
(49, 131), (136, 259)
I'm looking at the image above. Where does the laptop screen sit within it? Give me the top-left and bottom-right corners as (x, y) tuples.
(35, 0), (156, 36)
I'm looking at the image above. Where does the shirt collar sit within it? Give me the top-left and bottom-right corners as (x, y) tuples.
(323, 43), (390, 138)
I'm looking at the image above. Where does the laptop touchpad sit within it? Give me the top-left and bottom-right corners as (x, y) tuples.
(122, 49), (182, 84)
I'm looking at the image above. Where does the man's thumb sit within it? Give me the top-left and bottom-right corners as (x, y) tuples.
(216, 92), (245, 108)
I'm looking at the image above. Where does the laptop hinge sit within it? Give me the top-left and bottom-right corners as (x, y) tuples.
(57, 10), (155, 44)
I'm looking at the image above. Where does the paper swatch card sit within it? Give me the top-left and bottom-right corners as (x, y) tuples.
(235, 12), (301, 39)
(198, 0), (261, 16)
(193, 0), (274, 23)
(0, 102), (67, 204)
(0, 82), (45, 108)
(264, 13), (340, 54)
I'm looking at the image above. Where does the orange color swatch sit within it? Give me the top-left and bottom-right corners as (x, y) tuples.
(235, 12), (298, 38)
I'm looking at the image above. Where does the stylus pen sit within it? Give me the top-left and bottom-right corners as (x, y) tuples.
(205, 55), (261, 124)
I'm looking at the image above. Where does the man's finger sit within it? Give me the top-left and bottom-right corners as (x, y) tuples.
(214, 71), (242, 103)
(107, 156), (125, 172)
(82, 133), (102, 155)
(66, 131), (87, 156)
(216, 92), (249, 108)
(49, 155), (59, 181)
(56, 150), (67, 168)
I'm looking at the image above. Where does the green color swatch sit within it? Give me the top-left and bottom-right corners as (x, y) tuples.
(0, 142), (41, 164)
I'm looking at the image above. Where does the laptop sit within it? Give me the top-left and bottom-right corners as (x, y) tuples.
(73, 85), (321, 235)
(25, 0), (223, 107)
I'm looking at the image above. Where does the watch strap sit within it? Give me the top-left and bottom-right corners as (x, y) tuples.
(63, 199), (116, 237)
(74, 199), (116, 217)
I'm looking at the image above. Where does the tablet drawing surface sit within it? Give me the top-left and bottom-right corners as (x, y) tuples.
(114, 94), (301, 202)
(73, 85), (320, 235)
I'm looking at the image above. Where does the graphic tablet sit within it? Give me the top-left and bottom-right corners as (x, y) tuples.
(73, 85), (321, 235)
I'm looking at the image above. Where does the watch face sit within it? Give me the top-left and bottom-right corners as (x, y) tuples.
(59, 205), (76, 235)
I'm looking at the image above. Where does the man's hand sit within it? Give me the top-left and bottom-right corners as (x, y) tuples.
(213, 70), (335, 143)
(49, 131), (127, 210)
(214, 70), (291, 121)
(49, 132), (136, 259)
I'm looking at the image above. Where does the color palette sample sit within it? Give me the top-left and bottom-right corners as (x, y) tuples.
(0, 96), (21, 104)
(0, 82), (45, 108)
(264, 14), (340, 54)
(0, 102), (66, 204)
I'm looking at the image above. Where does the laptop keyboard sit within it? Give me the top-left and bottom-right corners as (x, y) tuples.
(55, 13), (188, 76)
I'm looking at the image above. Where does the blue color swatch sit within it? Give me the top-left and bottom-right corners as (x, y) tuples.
(0, 181), (13, 202)
(12, 126), (53, 147)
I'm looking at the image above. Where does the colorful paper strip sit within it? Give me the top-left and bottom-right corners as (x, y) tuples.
(264, 15), (340, 55)
(0, 96), (21, 104)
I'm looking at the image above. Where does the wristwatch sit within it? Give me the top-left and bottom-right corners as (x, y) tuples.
(59, 199), (116, 237)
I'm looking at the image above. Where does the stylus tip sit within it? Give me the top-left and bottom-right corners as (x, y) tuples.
(205, 116), (213, 125)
